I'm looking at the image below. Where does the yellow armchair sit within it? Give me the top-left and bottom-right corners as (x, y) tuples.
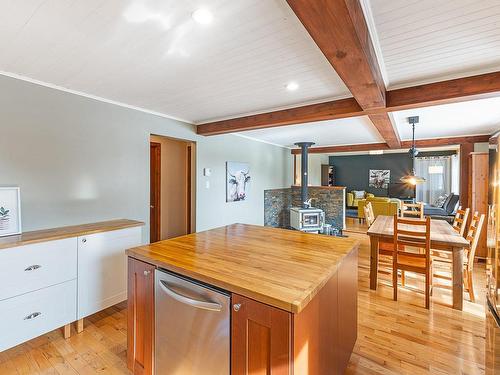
(358, 197), (400, 220)
(346, 191), (375, 207)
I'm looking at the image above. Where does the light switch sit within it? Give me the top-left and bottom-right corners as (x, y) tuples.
(205, 180), (210, 189)
(203, 168), (211, 176)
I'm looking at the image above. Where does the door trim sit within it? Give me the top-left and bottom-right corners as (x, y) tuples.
(150, 142), (161, 243)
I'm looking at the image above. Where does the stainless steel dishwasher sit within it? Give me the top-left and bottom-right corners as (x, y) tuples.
(155, 269), (230, 374)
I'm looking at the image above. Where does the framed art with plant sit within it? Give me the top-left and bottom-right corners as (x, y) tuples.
(0, 186), (22, 237)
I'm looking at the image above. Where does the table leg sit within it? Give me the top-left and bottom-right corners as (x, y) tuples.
(370, 236), (379, 290)
(452, 247), (464, 311)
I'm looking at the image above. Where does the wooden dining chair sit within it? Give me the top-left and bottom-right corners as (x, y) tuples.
(452, 206), (470, 236)
(363, 202), (375, 227)
(463, 213), (485, 302)
(401, 202), (424, 219)
(432, 212), (485, 303)
(432, 207), (471, 261)
(393, 214), (432, 309)
(364, 203), (406, 285)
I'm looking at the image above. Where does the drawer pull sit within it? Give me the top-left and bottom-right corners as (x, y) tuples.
(24, 265), (42, 271)
(24, 312), (42, 320)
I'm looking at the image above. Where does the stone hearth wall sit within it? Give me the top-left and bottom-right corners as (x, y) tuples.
(264, 186), (346, 230)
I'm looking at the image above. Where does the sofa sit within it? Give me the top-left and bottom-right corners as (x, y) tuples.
(346, 191), (374, 207)
(358, 197), (401, 221)
(423, 193), (459, 218)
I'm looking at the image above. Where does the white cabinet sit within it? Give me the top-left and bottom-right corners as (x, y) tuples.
(0, 280), (77, 352)
(0, 238), (77, 301)
(77, 226), (142, 319)
(0, 221), (143, 352)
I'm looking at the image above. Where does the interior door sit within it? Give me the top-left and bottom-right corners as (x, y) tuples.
(150, 142), (161, 243)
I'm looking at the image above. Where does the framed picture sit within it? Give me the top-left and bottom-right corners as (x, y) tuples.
(369, 170), (390, 189)
(0, 186), (22, 237)
(226, 162), (251, 202)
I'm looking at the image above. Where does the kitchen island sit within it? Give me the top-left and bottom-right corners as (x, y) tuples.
(126, 223), (359, 375)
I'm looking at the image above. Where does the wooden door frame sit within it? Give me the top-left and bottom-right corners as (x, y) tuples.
(150, 135), (196, 239)
(187, 142), (197, 234)
(186, 143), (193, 234)
(150, 142), (161, 243)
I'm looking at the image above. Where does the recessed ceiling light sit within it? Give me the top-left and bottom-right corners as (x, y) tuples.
(192, 8), (213, 25)
(286, 82), (299, 91)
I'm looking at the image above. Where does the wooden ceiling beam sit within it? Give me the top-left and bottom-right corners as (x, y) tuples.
(286, 0), (401, 148)
(385, 71), (500, 112)
(368, 113), (401, 149)
(291, 143), (389, 154)
(286, 0), (385, 110)
(400, 134), (490, 148)
(196, 98), (363, 135)
(291, 134), (491, 154)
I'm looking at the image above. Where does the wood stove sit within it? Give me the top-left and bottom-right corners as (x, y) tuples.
(290, 142), (325, 234)
(290, 207), (325, 233)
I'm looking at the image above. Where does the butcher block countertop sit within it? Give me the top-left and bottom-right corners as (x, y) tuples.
(127, 224), (359, 313)
(0, 219), (144, 250)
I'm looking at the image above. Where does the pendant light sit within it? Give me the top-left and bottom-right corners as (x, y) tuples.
(400, 116), (426, 185)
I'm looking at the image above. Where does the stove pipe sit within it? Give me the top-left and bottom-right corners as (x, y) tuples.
(294, 142), (315, 208)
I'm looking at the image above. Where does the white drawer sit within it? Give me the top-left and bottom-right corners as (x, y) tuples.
(0, 280), (77, 352)
(0, 238), (77, 301)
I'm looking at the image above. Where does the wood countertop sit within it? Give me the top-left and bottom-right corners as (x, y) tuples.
(0, 219), (144, 250)
(127, 224), (359, 313)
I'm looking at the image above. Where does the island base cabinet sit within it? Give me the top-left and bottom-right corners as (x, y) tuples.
(232, 294), (292, 375)
(127, 257), (155, 375)
(232, 248), (358, 375)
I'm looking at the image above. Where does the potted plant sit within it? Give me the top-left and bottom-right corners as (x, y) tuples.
(0, 207), (10, 230)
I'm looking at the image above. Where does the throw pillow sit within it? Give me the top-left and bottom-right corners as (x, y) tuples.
(352, 190), (365, 199)
(433, 194), (448, 208)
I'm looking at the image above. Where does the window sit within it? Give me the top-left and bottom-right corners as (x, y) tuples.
(415, 155), (456, 204)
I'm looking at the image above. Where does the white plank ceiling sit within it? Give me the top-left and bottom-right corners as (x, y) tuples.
(237, 116), (386, 148)
(365, 0), (500, 89)
(1, 0), (500, 144)
(393, 97), (500, 140)
(0, 0), (350, 123)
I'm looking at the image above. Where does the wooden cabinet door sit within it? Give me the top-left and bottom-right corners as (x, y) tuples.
(127, 257), (155, 375)
(232, 294), (291, 375)
(337, 248), (358, 372)
(469, 153), (489, 258)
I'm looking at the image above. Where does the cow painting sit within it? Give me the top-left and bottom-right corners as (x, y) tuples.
(226, 162), (251, 202)
(369, 169), (390, 189)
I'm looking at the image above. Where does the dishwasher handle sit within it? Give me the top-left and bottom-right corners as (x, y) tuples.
(159, 280), (223, 312)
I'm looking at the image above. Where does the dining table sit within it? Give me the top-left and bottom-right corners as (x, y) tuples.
(367, 215), (470, 310)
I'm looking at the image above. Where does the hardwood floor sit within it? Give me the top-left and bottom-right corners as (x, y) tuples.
(345, 230), (486, 374)
(0, 225), (487, 374)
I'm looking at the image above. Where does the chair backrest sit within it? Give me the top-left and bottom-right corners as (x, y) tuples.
(444, 194), (460, 215)
(452, 206), (470, 236)
(465, 212), (485, 269)
(401, 202), (424, 219)
(364, 202), (375, 227)
(393, 215), (431, 266)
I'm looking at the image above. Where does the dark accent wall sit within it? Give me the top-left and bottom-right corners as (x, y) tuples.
(329, 153), (412, 196)
(329, 151), (456, 196)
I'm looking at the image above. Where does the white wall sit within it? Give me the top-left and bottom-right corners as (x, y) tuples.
(0, 75), (291, 241)
(294, 154), (330, 186)
(197, 135), (291, 231)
